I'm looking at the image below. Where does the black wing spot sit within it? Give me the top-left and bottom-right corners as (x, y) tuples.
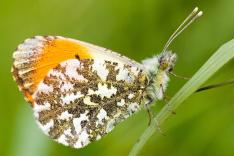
(75, 54), (80, 60)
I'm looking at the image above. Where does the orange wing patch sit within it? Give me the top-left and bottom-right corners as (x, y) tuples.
(12, 36), (92, 105)
(33, 38), (92, 89)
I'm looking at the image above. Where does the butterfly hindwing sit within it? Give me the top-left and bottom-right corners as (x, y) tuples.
(34, 58), (148, 148)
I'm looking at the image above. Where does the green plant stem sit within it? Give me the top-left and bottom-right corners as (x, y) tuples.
(129, 39), (234, 156)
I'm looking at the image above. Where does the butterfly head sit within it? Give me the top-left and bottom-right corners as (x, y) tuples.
(158, 51), (177, 73)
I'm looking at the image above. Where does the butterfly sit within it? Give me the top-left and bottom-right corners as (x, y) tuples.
(12, 7), (202, 149)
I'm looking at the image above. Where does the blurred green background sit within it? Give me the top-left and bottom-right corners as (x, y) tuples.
(1, 0), (234, 156)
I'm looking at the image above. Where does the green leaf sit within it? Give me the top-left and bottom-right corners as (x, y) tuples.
(129, 39), (234, 156)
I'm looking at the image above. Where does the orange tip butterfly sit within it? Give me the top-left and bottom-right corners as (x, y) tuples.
(12, 7), (202, 148)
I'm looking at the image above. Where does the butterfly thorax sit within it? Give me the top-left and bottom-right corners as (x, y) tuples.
(142, 51), (177, 104)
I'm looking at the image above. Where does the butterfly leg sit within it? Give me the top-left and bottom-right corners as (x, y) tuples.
(160, 84), (176, 115)
(144, 98), (153, 126)
(163, 95), (171, 102)
(169, 72), (190, 80)
(146, 105), (153, 126)
(145, 100), (166, 136)
(155, 118), (166, 136)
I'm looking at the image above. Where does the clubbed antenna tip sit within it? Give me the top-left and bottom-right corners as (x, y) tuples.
(162, 7), (203, 53)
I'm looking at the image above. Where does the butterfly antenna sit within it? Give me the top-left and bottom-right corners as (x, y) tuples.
(162, 7), (203, 53)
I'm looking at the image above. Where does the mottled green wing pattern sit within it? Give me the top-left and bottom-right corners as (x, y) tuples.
(33, 57), (148, 148)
